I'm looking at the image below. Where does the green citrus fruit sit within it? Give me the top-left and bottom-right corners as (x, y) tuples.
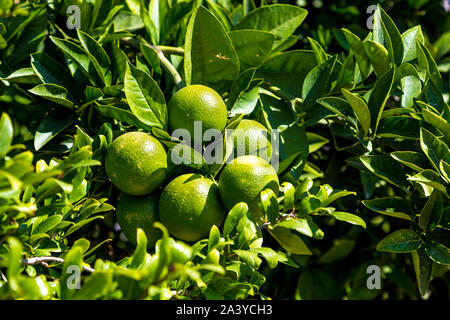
(218, 155), (279, 224)
(230, 119), (272, 161)
(159, 173), (226, 242)
(116, 193), (162, 248)
(168, 85), (228, 137)
(105, 131), (167, 195)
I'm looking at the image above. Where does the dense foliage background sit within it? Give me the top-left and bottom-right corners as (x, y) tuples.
(0, 0), (449, 300)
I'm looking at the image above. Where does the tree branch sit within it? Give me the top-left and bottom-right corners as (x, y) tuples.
(22, 257), (95, 273)
(120, 38), (184, 89)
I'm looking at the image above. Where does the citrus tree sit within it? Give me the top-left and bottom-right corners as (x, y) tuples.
(0, 0), (449, 300)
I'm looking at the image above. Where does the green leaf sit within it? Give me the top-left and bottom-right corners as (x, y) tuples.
(424, 80), (445, 113)
(391, 151), (430, 172)
(124, 63), (167, 130)
(29, 84), (76, 109)
(402, 25), (424, 63)
(148, 0), (170, 44)
(417, 40), (443, 89)
(374, 5), (404, 66)
(269, 226), (312, 255)
(256, 50), (317, 98)
(367, 68), (395, 133)
(281, 182), (295, 212)
(330, 211), (366, 229)
(424, 240), (450, 265)
(317, 97), (357, 127)
(184, 6), (239, 91)
(50, 37), (102, 86)
(360, 155), (409, 190)
(420, 128), (450, 172)
(377, 229), (421, 253)
(223, 202), (248, 237)
(130, 229), (148, 269)
(362, 40), (389, 77)
(227, 68), (256, 108)
(32, 215), (63, 235)
(422, 109), (450, 146)
(306, 132), (329, 154)
(342, 28), (371, 79)
(276, 219), (313, 238)
(302, 56), (337, 110)
(233, 250), (262, 269)
(401, 74), (422, 108)
(408, 169), (447, 194)
(77, 29), (111, 86)
(435, 31), (450, 60)
(4, 67), (41, 84)
(64, 216), (104, 237)
(419, 191), (442, 231)
(439, 160), (450, 183)
(35, 179), (73, 203)
(234, 4), (307, 49)
(412, 247), (434, 297)
(229, 30), (274, 71)
(30, 53), (73, 89)
(377, 116), (421, 139)
(251, 247), (278, 269)
(95, 104), (153, 131)
(0, 112), (13, 158)
(362, 197), (413, 220)
(341, 89), (370, 136)
(258, 189), (279, 224)
(298, 195), (321, 214)
(34, 113), (76, 151)
(259, 94), (309, 178)
(208, 225), (221, 253)
(308, 37), (328, 64)
(6, 237), (23, 282)
(230, 85), (260, 117)
(320, 190), (356, 207)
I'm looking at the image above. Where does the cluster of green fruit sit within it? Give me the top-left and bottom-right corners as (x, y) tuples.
(105, 85), (279, 247)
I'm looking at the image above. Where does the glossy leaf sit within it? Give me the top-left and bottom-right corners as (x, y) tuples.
(362, 197), (413, 220)
(367, 68), (395, 133)
(377, 229), (421, 253)
(0, 113), (13, 157)
(229, 30), (274, 71)
(234, 4), (307, 49)
(124, 63), (167, 130)
(269, 226), (312, 255)
(341, 89), (370, 136)
(330, 211), (366, 228)
(360, 155), (409, 190)
(185, 6), (239, 90)
(420, 128), (450, 172)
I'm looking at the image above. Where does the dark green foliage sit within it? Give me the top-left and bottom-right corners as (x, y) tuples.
(0, 0), (448, 300)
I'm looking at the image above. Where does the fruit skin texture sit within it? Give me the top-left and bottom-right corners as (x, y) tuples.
(105, 131), (167, 196)
(230, 119), (272, 160)
(159, 173), (226, 242)
(167, 85), (228, 137)
(218, 155), (279, 224)
(116, 193), (162, 248)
